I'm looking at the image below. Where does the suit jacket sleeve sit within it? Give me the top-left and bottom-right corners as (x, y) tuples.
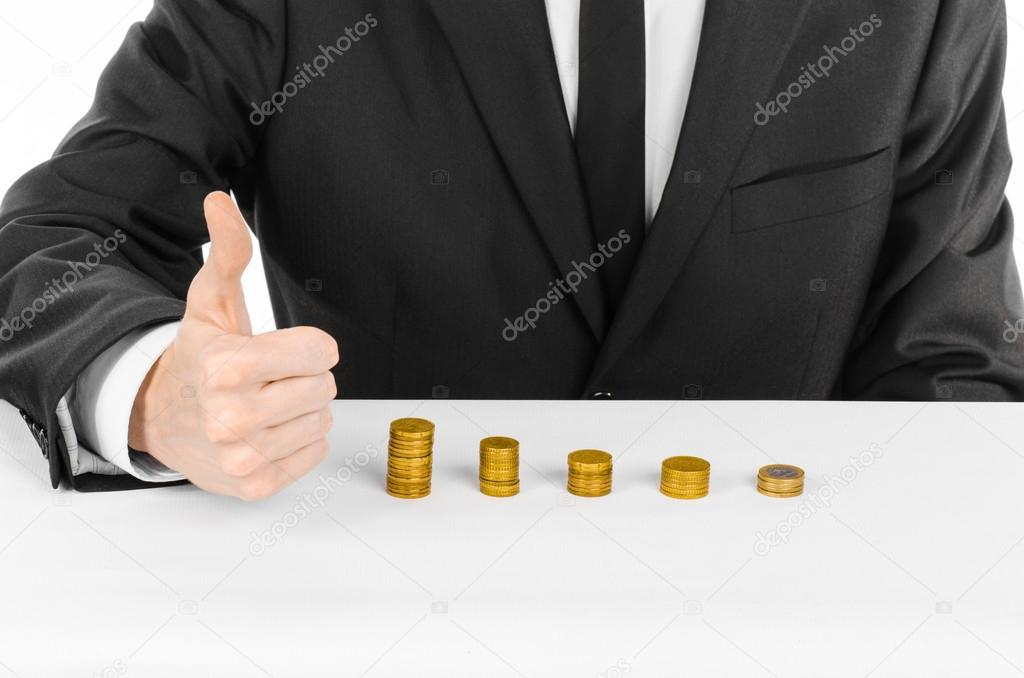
(844, 0), (1024, 401)
(0, 0), (288, 489)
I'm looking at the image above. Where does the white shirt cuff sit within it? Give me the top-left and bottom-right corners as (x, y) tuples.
(67, 322), (185, 482)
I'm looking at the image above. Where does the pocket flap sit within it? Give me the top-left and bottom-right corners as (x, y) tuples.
(732, 146), (894, 233)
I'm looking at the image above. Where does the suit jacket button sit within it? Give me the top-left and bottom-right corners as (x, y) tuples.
(590, 391), (614, 399)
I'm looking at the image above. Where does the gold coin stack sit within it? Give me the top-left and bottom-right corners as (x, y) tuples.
(566, 450), (613, 497)
(386, 418), (435, 499)
(479, 436), (520, 497)
(660, 456), (711, 499)
(757, 464), (804, 498)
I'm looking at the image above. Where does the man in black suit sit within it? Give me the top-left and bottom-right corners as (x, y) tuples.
(1, 0), (1022, 497)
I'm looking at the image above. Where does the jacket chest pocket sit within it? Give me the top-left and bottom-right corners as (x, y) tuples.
(731, 146), (894, 233)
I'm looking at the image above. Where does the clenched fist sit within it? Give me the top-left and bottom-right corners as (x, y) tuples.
(128, 192), (339, 500)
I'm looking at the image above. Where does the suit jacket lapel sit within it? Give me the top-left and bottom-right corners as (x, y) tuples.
(585, 0), (815, 392)
(424, 0), (608, 341)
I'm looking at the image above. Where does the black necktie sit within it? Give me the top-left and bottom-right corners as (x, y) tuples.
(575, 0), (646, 312)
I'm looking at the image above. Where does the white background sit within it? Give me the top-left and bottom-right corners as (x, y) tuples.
(2, 0), (1024, 330)
(1, 398), (1022, 677)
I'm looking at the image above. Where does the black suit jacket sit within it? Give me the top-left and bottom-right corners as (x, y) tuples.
(2, 0), (1023, 490)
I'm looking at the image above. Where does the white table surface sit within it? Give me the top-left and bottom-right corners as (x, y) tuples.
(0, 399), (1022, 678)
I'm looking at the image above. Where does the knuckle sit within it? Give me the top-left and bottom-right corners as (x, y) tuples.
(237, 477), (277, 502)
(203, 418), (236, 444)
(205, 361), (247, 390)
(221, 449), (262, 478)
(217, 405), (255, 436)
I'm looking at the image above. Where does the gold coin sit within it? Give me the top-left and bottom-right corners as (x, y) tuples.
(386, 470), (429, 480)
(758, 464), (804, 482)
(663, 456), (711, 474)
(567, 472), (612, 481)
(387, 457), (432, 469)
(567, 450), (613, 470)
(387, 488), (430, 499)
(385, 476), (430, 486)
(480, 473), (518, 483)
(388, 439), (433, 450)
(388, 448), (432, 460)
(569, 492), (609, 498)
(390, 418), (435, 439)
(481, 484), (520, 497)
(388, 441), (434, 452)
(386, 481), (429, 489)
(480, 463), (518, 472)
(660, 473), (709, 483)
(480, 462), (518, 470)
(757, 481), (802, 492)
(660, 487), (708, 499)
(480, 436), (519, 451)
(568, 482), (612, 492)
(660, 482), (709, 492)
(480, 458), (519, 469)
(565, 473), (610, 483)
(480, 480), (519, 490)
(757, 487), (803, 498)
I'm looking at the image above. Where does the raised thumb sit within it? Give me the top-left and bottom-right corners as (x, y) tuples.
(185, 191), (254, 334)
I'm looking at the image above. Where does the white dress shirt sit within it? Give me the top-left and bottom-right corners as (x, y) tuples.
(58, 0), (707, 482)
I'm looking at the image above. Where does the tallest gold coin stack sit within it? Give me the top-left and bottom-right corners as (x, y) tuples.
(386, 418), (435, 499)
(479, 436), (520, 497)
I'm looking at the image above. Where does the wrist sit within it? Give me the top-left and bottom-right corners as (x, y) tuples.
(127, 344), (177, 453)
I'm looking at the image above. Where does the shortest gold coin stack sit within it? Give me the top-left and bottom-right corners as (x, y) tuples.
(660, 456), (711, 499)
(567, 450), (613, 497)
(479, 436), (520, 497)
(757, 464), (804, 498)
(386, 418), (435, 499)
